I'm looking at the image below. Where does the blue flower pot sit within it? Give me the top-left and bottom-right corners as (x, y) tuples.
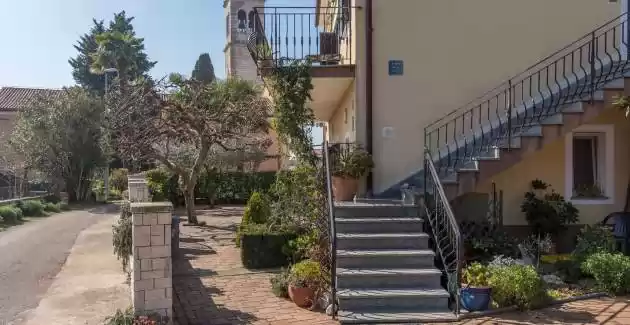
(460, 287), (492, 312)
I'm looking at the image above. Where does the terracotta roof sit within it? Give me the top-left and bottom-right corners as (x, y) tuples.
(0, 87), (63, 112)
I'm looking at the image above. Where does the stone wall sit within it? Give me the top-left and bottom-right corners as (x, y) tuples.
(128, 175), (173, 321)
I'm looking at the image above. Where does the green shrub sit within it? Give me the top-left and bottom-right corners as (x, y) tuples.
(43, 202), (61, 213)
(20, 200), (45, 217)
(283, 232), (317, 263)
(237, 192), (270, 246)
(270, 268), (290, 298)
(573, 224), (616, 262)
(146, 168), (172, 202)
(521, 179), (579, 236)
(289, 259), (322, 287)
(462, 262), (491, 287)
(112, 202), (133, 272)
(0, 206), (20, 224)
(488, 264), (546, 309)
(12, 205), (23, 220)
(42, 194), (61, 204)
(59, 202), (71, 211)
(581, 252), (630, 294)
(110, 168), (129, 192)
(239, 224), (297, 269)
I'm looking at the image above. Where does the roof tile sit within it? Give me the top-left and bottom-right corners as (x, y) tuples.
(0, 87), (63, 112)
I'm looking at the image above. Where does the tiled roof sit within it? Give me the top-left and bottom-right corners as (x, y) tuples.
(0, 87), (63, 112)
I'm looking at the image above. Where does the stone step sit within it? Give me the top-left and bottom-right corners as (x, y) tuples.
(336, 249), (435, 269)
(336, 268), (442, 289)
(337, 288), (450, 310)
(335, 217), (424, 233)
(334, 203), (420, 218)
(336, 232), (429, 250)
(338, 308), (456, 324)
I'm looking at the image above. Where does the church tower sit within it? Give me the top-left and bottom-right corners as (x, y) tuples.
(224, 0), (265, 82)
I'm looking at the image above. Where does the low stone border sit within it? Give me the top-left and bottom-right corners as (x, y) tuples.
(455, 292), (609, 321)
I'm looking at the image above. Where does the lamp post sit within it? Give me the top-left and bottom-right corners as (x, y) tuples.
(103, 68), (118, 202)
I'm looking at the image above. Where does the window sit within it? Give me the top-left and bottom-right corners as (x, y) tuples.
(226, 14), (229, 37)
(344, 107), (348, 124)
(565, 125), (614, 204)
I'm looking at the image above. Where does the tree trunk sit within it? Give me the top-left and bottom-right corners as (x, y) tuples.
(184, 189), (197, 224)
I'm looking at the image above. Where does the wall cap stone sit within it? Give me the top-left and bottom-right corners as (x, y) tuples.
(130, 202), (173, 213)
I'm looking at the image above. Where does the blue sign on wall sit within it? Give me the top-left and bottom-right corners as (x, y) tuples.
(388, 60), (404, 76)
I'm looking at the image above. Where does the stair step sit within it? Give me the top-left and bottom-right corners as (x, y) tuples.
(335, 203), (420, 218)
(337, 288), (450, 310)
(337, 267), (442, 289)
(337, 232), (429, 250)
(337, 249), (435, 268)
(335, 217), (423, 233)
(338, 309), (457, 324)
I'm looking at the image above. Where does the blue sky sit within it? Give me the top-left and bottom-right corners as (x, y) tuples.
(0, 0), (298, 88)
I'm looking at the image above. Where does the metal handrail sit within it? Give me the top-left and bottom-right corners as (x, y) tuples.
(423, 149), (462, 316)
(323, 140), (337, 318)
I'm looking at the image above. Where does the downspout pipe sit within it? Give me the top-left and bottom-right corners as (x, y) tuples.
(365, 0), (374, 194)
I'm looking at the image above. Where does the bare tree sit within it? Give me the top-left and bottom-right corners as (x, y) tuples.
(107, 74), (271, 223)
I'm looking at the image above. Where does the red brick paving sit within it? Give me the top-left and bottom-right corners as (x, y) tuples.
(171, 206), (336, 325)
(171, 206), (630, 324)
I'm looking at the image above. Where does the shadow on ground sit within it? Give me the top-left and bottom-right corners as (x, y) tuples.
(172, 238), (257, 325)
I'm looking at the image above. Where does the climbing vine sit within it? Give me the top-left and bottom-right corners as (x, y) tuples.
(268, 60), (316, 166)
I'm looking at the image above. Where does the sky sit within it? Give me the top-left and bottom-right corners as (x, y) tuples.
(0, 0), (299, 88)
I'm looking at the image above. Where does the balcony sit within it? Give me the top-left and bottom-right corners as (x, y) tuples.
(247, 5), (355, 121)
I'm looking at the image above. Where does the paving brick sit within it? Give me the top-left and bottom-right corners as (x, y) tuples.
(154, 277), (172, 289)
(141, 259), (152, 271)
(158, 212), (172, 225)
(145, 298), (172, 309)
(152, 258), (167, 270)
(134, 279), (154, 291)
(133, 226), (151, 246)
(141, 270), (164, 280)
(152, 246), (170, 258)
(151, 225), (164, 236)
(143, 213), (159, 225)
(137, 247), (152, 259)
(151, 235), (165, 246)
(133, 214), (144, 226)
(145, 288), (166, 300)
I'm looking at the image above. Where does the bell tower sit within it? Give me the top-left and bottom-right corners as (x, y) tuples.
(224, 0), (265, 82)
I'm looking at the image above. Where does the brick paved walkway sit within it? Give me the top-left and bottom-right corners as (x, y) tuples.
(171, 206), (336, 325)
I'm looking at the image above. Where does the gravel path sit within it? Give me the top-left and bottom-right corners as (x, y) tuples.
(0, 206), (114, 324)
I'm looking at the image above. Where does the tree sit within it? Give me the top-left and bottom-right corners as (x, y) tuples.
(69, 11), (156, 95)
(191, 53), (216, 84)
(11, 88), (106, 202)
(108, 75), (272, 223)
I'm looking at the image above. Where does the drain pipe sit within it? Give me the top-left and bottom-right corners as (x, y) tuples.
(365, 0), (374, 194)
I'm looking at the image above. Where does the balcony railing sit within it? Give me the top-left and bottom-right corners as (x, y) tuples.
(247, 5), (353, 69)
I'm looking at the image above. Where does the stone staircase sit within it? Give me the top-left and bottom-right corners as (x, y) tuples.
(333, 202), (456, 324)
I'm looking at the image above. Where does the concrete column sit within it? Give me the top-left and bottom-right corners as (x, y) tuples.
(128, 174), (150, 202)
(130, 202), (173, 321)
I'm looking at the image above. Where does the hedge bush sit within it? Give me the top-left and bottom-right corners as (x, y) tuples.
(582, 252), (630, 294)
(44, 202), (61, 213)
(237, 192), (271, 247)
(239, 224), (297, 269)
(488, 264), (547, 309)
(0, 206), (21, 224)
(19, 200), (45, 217)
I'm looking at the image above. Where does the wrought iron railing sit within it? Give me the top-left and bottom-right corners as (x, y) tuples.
(247, 5), (353, 69)
(328, 141), (354, 174)
(424, 13), (630, 176)
(322, 141), (337, 318)
(423, 149), (462, 316)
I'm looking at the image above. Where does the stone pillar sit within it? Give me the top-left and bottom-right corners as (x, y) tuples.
(130, 202), (173, 321)
(128, 175), (150, 202)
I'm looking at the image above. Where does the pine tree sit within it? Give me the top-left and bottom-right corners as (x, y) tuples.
(68, 19), (106, 95)
(191, 53), (216, 84)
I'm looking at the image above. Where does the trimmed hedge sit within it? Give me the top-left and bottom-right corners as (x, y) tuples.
(240, 225), (297, 269)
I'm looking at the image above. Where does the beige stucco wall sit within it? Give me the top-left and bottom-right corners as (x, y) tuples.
(368, 0), (621, 193)
(328, 83), (356, 143)
(0, 112), (20, 167)
(476, 107), (630, 226)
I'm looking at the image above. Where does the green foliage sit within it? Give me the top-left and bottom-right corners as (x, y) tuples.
(43, 194), (62, 204)
(112, 202), (133, 272)
(464, 228), (519, 262)
(0, 206), (20, 224)
(146, 168), (171, 202)
(191, 53), (216, 84)
(111, 168), (129, 192)
(44, 202), (62, 213)
(60, 202), (71, 211)
(582, 252), (630, 294)
(270, 268), (290, 298)
(488, 264), (547, 309)
(20, 200), (45, 217)
(332, 145), (374, 179)
(269, 61), (316, 164)
(270, 164), (322, 228)
(196, 171), (276, 205)
(12, 205), (23, 220)
(11, 87), (106, 202)
(462, 262), (491, 287)
(239, 225), (297, 269)
(243, 192), (270, 224)
(104, 306), (167, 325)
(289, 259), (322, 288)
(521, 179), (579, 236)
(283, 232), (318, 263)
(572, 224), (616, 262)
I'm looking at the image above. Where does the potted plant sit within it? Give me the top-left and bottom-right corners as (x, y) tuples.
(460, 262), (492, 312)
(331, 144), (374, 201)
(288, 259), (322, 308)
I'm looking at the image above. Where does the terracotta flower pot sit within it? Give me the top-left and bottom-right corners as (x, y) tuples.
(332, 176), (359, 201)
(288, 284), (315, 308)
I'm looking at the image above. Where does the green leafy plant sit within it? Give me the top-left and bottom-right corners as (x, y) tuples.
(19, 200), (45, 217)
(44, 202), (61, 213)
(270, 268), (290, 298)
(43, 194), (61, 204)
(573, 184), (605, 198)
(488, 264), (547, 309)
(239, 223), (297, 269)
(237, 192), (271, 246)
(103, 306), (168, 325)
(112, 202), (133, 273)
(289, 259), (322, 288)
(60, 202), (71, 211)
(462, 262), (491, 287)
(146, 168), (171, 202)
(332, 144), (374, 179)
(283, 232), (317, 263)
(110, 168), (129, 192)
(572, 224), (615, 262)
(521, 179), (579, 236)
(581, 252), (630, 295)
(0, 206), (20, 224)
